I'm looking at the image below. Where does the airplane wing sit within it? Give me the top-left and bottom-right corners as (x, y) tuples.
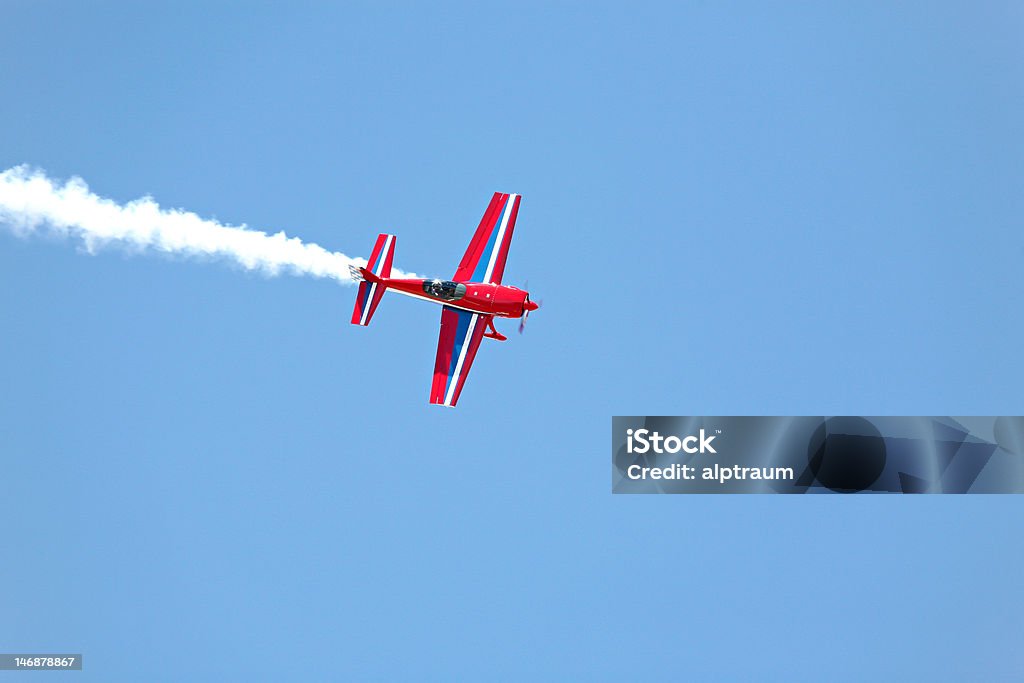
(453, 192), (521, 285)
(430, 306), (488, 407)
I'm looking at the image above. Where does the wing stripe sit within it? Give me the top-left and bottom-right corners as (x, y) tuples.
(481, 195), (516, 284)
(444, 313), (480, 406)
(468, 195), (516, 284)
(358, 281), (377, 325)
(488, 197), (519, 285)
(370, 235), (393, 276)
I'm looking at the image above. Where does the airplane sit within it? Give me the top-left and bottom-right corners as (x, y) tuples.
(348, 192), (539, 407)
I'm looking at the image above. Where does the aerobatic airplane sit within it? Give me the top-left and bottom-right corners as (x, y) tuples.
(348, 192), (539, 407)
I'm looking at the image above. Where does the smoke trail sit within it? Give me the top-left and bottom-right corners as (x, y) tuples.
(0, 165), (416, 283)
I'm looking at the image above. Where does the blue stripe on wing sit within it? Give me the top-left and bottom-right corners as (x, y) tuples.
(369, 246), (383, 274)
(357, 282), (372, 320)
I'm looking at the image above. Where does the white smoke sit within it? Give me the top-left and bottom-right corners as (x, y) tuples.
(0, 165), (415, 283)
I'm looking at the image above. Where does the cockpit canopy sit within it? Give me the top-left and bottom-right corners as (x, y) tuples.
(423, 279), (467, 301)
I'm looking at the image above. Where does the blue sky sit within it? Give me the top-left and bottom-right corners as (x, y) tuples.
(1, 2), (1023, 680)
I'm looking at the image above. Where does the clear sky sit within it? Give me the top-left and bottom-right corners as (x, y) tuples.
(1, 2), (1022, 680)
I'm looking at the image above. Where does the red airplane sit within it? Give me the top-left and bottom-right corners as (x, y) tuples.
(348, 192), (538, 407)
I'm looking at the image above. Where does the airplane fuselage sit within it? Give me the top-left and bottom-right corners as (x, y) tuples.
(384, 277), (531, 318)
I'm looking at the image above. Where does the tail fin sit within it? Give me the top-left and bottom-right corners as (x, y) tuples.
(350, 233), (395, 326)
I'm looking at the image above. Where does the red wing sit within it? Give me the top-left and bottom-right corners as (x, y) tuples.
(429, 306), (488, 407)
(453, 192), (521, 285)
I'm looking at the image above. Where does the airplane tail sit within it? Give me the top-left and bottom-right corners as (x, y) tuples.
(350, 233), (395, 326)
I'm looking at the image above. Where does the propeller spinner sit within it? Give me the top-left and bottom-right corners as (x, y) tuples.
(520, 294), (541, 334)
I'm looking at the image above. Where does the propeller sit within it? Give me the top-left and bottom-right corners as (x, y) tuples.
(519, 281), (542, 334)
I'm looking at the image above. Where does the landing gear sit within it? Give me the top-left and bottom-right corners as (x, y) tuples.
(483, 317), (507, 342)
